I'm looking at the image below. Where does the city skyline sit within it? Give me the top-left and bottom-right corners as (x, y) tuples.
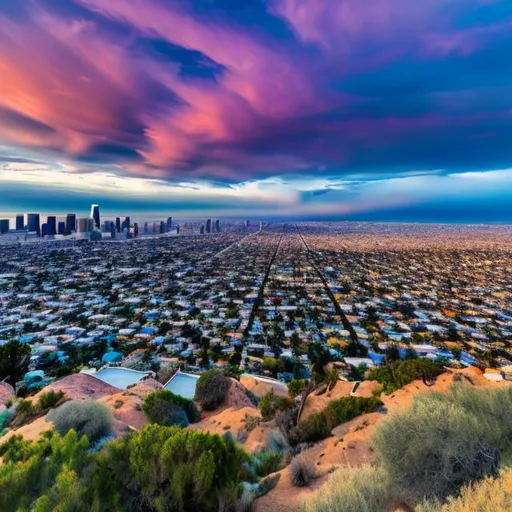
(1, 1), (512, 222)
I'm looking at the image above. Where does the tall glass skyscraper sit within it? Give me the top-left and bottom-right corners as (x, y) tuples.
(66, 214), (76, 235)
(90, 204), (100, 229)
(46, 216), (57, 236)
(27, 213), (41, 236)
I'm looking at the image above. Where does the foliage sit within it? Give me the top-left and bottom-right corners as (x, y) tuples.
(143, 389), (200, 427)
(303, 465), (390, 512)
(48, 400), (113, 443)
(194, 370), (231, 411)
(416, 469), (512, 512)
(288, 379), (306, 398)
(265, 428), (290, 454)
(372, 384), (512, 503)
(0, 424), (252, 512)
(368, 358), (443, 394)
(259, 389), (295, 421)
(290, 454), (315, 487)
(291, 397), (383, 444)
(37, 390), (65, 410)
(255, 450), (284, 477)
(0, 340), (31, 386)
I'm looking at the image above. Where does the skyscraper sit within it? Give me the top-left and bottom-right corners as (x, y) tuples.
(46, 216), (57, 236)
(58, 222), (66, 235)
(159, 221), (165, 234)
(115, 217), (121, 233)
(134, 222), (139, 237)
(123, 217), (131, 234)
(206, 218), (212, 233)
(15, 215), (24, 231)
(166, 217), (172, 232)
(0, 220), (9, 234)
(27, 214), (41, 236)
(200, 225), (204, 234)
(77, 217), (94, 233)
(215, 219), (220, 232)
(66, 214), (76, 235)
(90, 204), (100, 229)
(41, 223), (48, 237)
(110, 223), (116, 239)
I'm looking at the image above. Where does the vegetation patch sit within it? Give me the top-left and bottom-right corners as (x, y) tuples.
(194, 370), (231, 411)
(291, 396), (383, 444)
(143, 389), (200, 427)
(368, 358), (443, 394)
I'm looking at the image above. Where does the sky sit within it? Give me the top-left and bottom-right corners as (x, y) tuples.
(1, 0), (512, 222)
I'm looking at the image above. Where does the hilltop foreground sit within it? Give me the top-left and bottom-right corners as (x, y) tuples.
(1, 364), (511, 512)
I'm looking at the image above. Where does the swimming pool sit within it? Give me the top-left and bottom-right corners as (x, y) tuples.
(164, 373), (199, 400)
(92, 367), (151, 390)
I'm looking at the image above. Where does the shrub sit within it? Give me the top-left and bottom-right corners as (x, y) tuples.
(0, 425), (251, 512)
(255, 450), (284, 477)
(416, 469), (512, 512)
(368, 359), (443, 394)
(290, 454), (315, 487)
(47, 400), (113, 443)
(194, 370), (231, 411)
(266, 428), (290, 454)
(143, 389), (199, 426)
(37, 390), (65, 410)
(259, 389), (295, 421)
(303, 465), (390, 512)
(372, 384), (512, 503)
(288, 379), (306, 398)
(291, 396), (383, 444)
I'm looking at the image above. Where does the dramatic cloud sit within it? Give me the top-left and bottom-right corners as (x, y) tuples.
(1, 0), (512, 220)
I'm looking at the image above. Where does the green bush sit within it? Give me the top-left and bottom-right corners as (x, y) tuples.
(255, 450), (283, 477)
(291, 397), (383, 443)
(0, 425), (252, 512)
(368, 359), (443, 394)
(47, 400), (113, 443)
(288, 379), (306, 398)
(303, 465), (390, 512)
(259, 389), (295, 421)
(372, 384), (512, 503)
(37, 390), (65, 410)
(194, 370), (231, 411)
(143, 389), (200, 426)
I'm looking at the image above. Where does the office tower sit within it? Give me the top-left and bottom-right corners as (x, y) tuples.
(176, 224), (180, 234)
(27, 213), (41, 236)
(123, 217), (130, 234)
(115, 217), (121, 233)
(41, 223), (48, 237)
(58, 222), (66, 235)
(206, 218), (212, 233)
(0, 219), (9, 234)
(77, 217), (94, 232)
(166, 217), (172, 232)
(215, 219), (220, 232)
(134, 222), (139, 237)
(46, 216), (57, 236)
(110, 223), (116, 239)
(15, 215), (24, 231)
(200, 225), (204, 235)
(65, 214), (76, 235)
(90, 204), (100, 229)
(159, 221), (165, 234)
(245, 220), (250, 228)
(144, 222), (148, 234)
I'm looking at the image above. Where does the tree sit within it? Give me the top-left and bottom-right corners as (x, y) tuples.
(0, 340), (31, 386)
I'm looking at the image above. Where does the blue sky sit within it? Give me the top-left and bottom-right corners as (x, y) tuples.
(1, 0), (512, 221)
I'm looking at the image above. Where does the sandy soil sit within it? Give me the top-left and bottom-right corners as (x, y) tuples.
(241, 375), (289, 398)
(253, 367), (511, 512)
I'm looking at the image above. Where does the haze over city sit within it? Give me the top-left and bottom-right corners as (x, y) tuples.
(1, 0), (512, 221)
